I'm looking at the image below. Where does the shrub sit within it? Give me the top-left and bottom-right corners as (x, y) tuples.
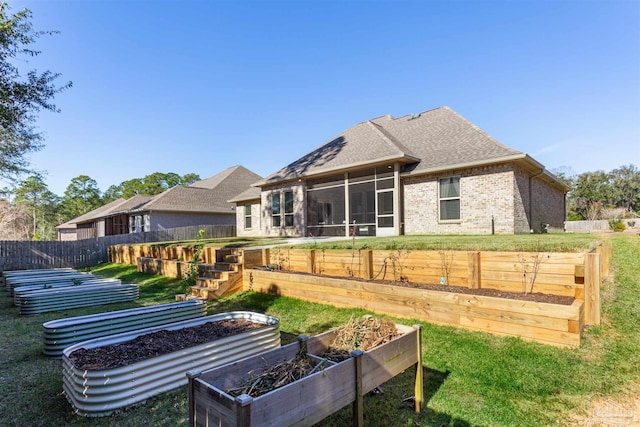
(608, 218), (626, 232)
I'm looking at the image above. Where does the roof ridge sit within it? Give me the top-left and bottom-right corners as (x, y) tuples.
(445, 107), (521, 153)
(366, 120), (417, 158)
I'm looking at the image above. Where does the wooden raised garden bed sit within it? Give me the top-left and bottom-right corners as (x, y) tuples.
(63, 311), (281, 417)
(247, 268), (584, 347)
(188, 318), (422, 427)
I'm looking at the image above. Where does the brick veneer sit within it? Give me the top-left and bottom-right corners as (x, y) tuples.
(403, 163), (544, 235)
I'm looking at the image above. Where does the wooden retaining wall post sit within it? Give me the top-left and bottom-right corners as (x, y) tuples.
(307, 249), (316, 274)
(467, 251), (481, 289)
(584, 252), (601, 325)
(362, 250), (373, 280)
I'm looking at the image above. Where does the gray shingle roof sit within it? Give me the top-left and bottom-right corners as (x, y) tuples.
(136, 165), (263, 213)
(228, 186), (261, 203)
(258, 106), (529, 185)
(133, 186), (235, 213)
(65, 198), (128, 226)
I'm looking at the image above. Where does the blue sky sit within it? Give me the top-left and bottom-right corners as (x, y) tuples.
(9, 0), (640, 196)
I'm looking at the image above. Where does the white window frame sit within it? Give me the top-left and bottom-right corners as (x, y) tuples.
(438, 176), (461, 222)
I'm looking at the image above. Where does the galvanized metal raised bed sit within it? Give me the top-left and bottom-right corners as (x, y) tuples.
(5, 271), (96, 295)
(188, 321), (423, 427)
(14, 278), (122, 306)
(63, 311), (281, 417)
(19, 283), (139, 316)
(42, 300), (207, 357)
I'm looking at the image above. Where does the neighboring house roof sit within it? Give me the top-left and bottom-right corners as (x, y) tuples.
(58, 198), (128, 228)
(105, 194), (154, 215)
(55, 221), (77, 230)
(257, 106), (567, 190)
(134, 165), (263, 214)
(55, 166), (263, 229)
(132, 186), (237, 214)
(228, 186), (262, 203)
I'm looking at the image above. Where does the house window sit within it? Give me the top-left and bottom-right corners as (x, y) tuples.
(271, 192), (281, 227)
(284, 191), (294, 227)
(244, 203), (252, 229)
(439, 177), (461, 221)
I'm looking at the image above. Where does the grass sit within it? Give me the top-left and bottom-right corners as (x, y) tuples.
(295, 233), (604, 252)
(133, 236), (287, 248)
(0, 234), (637, 426)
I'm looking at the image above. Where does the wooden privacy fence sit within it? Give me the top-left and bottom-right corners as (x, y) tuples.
(0, 225), (236, 272)
(0, 240), (104, 271)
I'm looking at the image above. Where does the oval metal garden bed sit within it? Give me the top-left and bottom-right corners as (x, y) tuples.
(62, 311), (281, 417)
(43, 300), (207, 357)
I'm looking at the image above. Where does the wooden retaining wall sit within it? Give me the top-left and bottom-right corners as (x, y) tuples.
(262, 245), (609, 308)
(245, 269), (584, 347)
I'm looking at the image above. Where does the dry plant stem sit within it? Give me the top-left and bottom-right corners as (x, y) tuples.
(226, 317), (399, 398)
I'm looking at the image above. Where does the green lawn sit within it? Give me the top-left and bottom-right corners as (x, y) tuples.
(294, 233), (604, 252)
(0, 234), (636, 426)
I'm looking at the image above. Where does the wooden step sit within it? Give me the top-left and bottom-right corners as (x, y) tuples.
(214, 262), (240, 272)
(223, 254), (242, 263)
(198, 269), (229, 280)
(195, 278), (222, 289)
(190, 286), (221, 300)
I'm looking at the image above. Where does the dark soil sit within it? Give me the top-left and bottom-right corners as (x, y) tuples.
(68, 319), (265, 370)
(391, 281), (575, 305)
(271, 269), (575, 306)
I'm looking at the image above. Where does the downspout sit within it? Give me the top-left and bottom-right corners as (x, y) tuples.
(529, 170), (545, 233)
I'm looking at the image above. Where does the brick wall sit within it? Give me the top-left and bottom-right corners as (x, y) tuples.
(235, 199), (263, 237)
(403, 164), (517, 234)
(530, 174), (566, 232)
(260, 182), (305, 237)
(513, 167), (531, 233)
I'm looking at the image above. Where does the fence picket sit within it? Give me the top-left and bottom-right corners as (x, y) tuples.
(0, 224), (235, 272)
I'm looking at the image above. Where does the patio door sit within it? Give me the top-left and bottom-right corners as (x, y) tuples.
(376, 188), (395, 236)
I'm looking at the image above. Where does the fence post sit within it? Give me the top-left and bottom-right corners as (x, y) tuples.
(584, 252), (601, 325)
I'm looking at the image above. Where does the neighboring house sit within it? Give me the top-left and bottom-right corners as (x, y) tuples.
(236, 106), (568, 237)
(63, 196), (153, 240)
(57, 165), (262, 240)
(55, 221), (77, 241)
(128, 165), (262, 232)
